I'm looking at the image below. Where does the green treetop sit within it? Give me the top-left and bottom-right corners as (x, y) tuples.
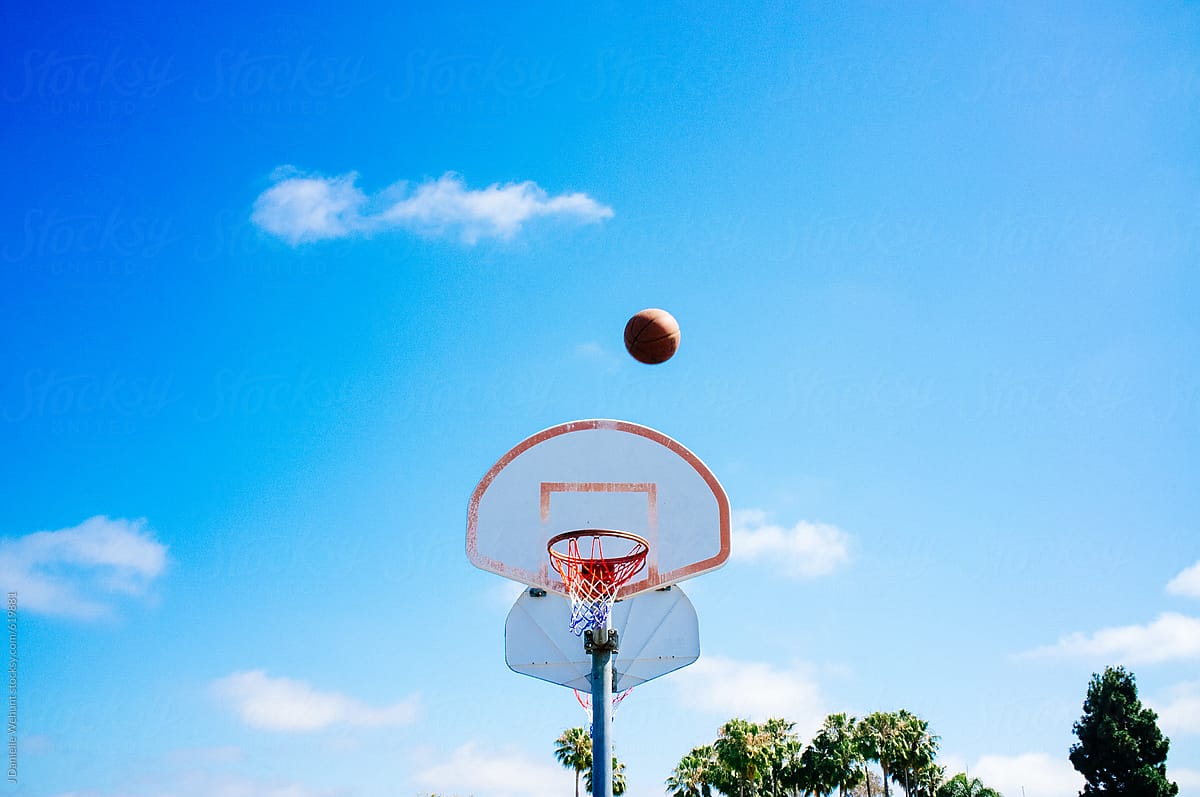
(1069, 666), (1178, 797)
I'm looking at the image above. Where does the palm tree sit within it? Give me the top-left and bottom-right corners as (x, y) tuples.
(713, 718), (771, 797)
(711, 717), (802, 797)
(704, 717), (804, 797)
(668, 746), (716, 797)
(909, 761), (946, 797)
(761, 717), (802, 797)
(556, 727), (592, 797)
(584, 754), (628, 796)
(936, 773), (1002, 797)
(801, 713), (864, 797)
(799, 743), (838, 797)
(855, 712), (907, 797)
(888, 711), (939, 796)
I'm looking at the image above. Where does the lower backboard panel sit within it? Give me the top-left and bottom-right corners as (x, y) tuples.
(504, 585), (700, 691)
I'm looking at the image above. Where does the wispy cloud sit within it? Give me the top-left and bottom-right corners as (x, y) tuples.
(1022, 612), (1200, 664)
(673, 656), (826, 735)
(731, 509), (852, 579)
(486, 580), (528, 612)
(415, 742), (571, 797)
(1167, 560), (1200, 599)
(572, 342), (622, 372)
(968, 752), (1083, 797)
(252, 168), (613, 245)
(1151, 681), (1200, 735)
(163, 746), (244, 768)
(212, 670), (420, 732)
(0, 516), (167, 619)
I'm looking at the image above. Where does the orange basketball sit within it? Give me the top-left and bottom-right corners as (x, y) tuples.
(624, 308), (680, 364)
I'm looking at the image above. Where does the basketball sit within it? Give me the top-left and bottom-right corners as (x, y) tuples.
(624, 308), (681, 364)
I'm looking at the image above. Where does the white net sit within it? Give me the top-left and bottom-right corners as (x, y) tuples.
(548, 531), (648, 635)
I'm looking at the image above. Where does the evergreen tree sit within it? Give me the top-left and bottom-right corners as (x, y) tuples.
(1069, 666), (1178, 797)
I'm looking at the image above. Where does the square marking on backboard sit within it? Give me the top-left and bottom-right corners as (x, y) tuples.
(540, 482), (659, 581)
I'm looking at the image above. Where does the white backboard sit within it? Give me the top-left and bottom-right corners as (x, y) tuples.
(467, 419), (731, 599)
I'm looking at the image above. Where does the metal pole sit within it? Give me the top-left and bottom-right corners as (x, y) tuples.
(587, 620), (615, 797)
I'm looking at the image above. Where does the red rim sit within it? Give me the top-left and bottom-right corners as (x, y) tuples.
(547, 529), (649, 587)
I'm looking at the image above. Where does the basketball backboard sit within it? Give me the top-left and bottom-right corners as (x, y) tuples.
(505, 585), (700, 691)
(466, 419), (731, 600)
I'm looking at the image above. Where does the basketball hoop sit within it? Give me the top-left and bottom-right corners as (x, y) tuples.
(548, 529), (649, 635)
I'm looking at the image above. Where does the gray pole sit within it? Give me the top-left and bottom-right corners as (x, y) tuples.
(586, 621), (616, 797)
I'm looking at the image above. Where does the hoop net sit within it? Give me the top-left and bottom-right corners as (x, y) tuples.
(548, 530), (649, 635)
(575, 687), (634, 731)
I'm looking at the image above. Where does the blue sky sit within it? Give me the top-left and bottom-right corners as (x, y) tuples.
(2, 1), (1200, 795)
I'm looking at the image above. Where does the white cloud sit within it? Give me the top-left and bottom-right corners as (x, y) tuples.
(380, 173), (612, 243)
(1167, 560), (1200, 599)
(673, 656), (826, 735)
(1175, 768), (1200, 789)
(251, 171), (367, 244)
(51, 747), (345, 797)
(1151, 681), (1200, 734)
(572, 342), (622, 373)
(415, 742), (572, 797)
(0, 516), (168, 619)
(212, 670), (420, 732)
(51, 769), (346, 797)
(731, 509), (852, 579)
(970, 752), (1083, 797)
(1022, 612), (1200, 664)
(252, 168), (613, 245)
(486, 580), (529, 611)
(163, 745), (244, 767)
(161, 771), (346, 797)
